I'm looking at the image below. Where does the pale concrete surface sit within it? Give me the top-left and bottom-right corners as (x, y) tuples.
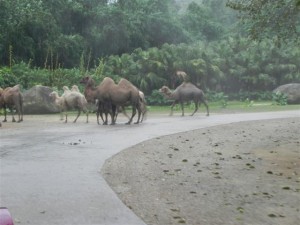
(0, 110), (299, 225)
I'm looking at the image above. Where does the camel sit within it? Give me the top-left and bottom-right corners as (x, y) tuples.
(80, 76), (142, 125)
(112, 90), (147, 123)
(80, 76), (116, 125)
(0, 85), (24, 123)
(159, 82), (209, 117)
(49, 91), (89, 123)
(111, 78), (142, 124)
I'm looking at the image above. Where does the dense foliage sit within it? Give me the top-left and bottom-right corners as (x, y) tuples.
(227, 0), (300, 45)
(0, 0), (300, 104)
(0, 0), (232, 68)
(2, 38), (299, 95)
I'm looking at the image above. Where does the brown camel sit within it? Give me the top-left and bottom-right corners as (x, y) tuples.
(80, 76), (116, 125)
(0, 85), (24, 123)
(80, 76), (142, 125)
(111, 78), (142, 124)
(159, 82), (209, 116)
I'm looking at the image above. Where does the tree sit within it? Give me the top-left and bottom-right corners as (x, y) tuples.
(226, 0), (300, 45)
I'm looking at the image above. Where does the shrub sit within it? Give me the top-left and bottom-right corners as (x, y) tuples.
(146, 90), (170, 106)
(0, 67), (18, 88)
(272, 92), (288, 105)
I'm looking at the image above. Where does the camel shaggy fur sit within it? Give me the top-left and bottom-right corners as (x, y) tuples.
(159, 82), (209, 116)
(49, 90), (89, 123)
(80, 76), (115, 125)
(71, 85), (80, 92)
(80, 76), (142, 125)
(0, 85), (24, 123)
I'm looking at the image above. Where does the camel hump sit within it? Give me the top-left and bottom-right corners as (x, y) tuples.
(179, 82), (200, 90)
(12, 84), (20, 90)
(118, 79), (139, 93)
(118, 78), (133, 87)
(3, 85), (21, 95)
(100, 77), (115, 87)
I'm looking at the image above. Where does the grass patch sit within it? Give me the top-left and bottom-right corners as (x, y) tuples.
(148, 101), (300, 115)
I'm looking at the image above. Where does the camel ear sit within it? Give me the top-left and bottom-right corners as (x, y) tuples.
(87, 77), (95, 86)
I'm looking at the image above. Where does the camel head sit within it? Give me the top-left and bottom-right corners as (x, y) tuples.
(159, 86), (172, 96)
(49, 91), (58, 101)
(80, 76), (95, 87)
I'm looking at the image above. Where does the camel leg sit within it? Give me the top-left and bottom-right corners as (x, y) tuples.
(3, 107), (7, 122)
(19, 107), (23, 122)
(16, 105), (23, 122)
(73, 109), (81, 123)
(85, 109), (88, 123)
(113, 108), (118, 124)
(191, 101), (199, 116)
(96, 104), (103, 125)
(180, 102), (185, 116)
(110, 104), (116, 125)
(126, 107), (136, 125)
(60, 110), (64, 121)
(18, 98), (23, 122)
(203, 100), (209, 116)
(97, 102), (106, 125)
(64, 111), (68, 123)
(169, 102), (176, 116)
(134, 105), (142, 124)
(104, 112), (109, 125)
(11, 107), (16, 122)
(96, 111), (100, 125)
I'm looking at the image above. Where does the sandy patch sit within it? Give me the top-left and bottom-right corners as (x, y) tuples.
(102, 118), (300, 225)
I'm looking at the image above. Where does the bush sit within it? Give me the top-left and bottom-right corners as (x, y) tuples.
(272, 92), (288, 105)
(146, 90), (170, 106)
(206, 91), (228, 108)
(0, 67), (18, 88)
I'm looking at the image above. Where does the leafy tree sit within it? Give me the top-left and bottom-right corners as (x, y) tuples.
(226, 0), (300, 45)
(181, 1), (225, 41)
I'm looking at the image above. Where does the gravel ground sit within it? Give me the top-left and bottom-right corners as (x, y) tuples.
(102, 118), (300, 225)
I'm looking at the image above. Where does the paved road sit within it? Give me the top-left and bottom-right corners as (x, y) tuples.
(0, 110), (299, 225)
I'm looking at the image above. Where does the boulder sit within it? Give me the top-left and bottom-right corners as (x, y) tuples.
(273, 83), (300, 104)
(23, 85), (60, 114)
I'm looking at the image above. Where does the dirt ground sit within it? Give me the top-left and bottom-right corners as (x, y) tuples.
(102, 118), (300, 225)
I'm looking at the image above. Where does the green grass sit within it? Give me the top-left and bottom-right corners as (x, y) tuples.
(148, 101), (300, 115)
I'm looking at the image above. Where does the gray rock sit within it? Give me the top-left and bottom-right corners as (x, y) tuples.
(23, 85), (59, 114)
(273, 83), (300, 104)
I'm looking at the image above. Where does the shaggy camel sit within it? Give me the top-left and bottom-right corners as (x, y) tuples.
(113, 90), (147, 123)
(49, 91), (89, 123)
(80, 76), (115, 125)
(159, 82), (209, 116)
(80, 76), (142, 125)
(0, 85), (23, 123)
